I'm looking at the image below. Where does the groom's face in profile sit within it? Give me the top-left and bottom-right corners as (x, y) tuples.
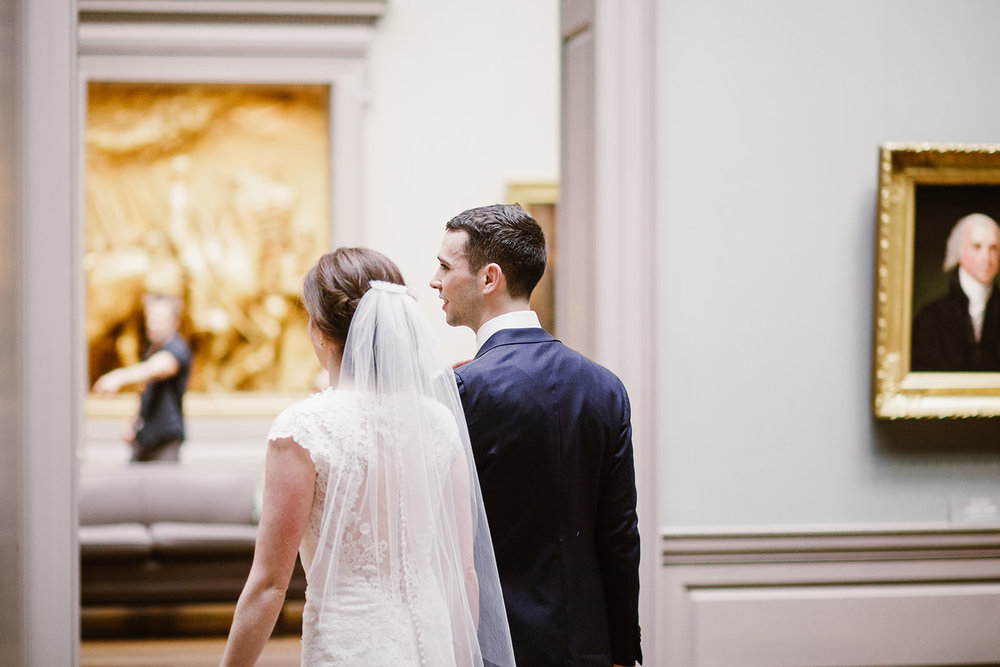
(431, 230), (483, 330)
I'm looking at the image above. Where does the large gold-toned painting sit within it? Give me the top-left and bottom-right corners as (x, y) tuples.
(86, 82), (330, 408)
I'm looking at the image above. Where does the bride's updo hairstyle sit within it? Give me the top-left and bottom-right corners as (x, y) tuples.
(302, 247), (406, 346)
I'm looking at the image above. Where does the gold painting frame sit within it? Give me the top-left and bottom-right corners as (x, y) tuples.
(873, 143), (1000, 418)
(507, 182), (558, 335)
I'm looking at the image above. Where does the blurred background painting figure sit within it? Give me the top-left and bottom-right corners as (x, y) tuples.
(93, 293), (192, 462)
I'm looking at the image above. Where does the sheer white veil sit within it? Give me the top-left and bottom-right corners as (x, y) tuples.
(309, 280), (515, 667)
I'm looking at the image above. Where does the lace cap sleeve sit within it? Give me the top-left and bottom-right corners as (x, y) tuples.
(266, 391), (331, 451)
(266, 389), (357, 458)
(267, 403), (302, 443)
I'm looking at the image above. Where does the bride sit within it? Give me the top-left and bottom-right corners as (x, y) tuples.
(220, 248), (514, 666)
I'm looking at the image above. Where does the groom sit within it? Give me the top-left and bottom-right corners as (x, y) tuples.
(431, 203), (642, 666)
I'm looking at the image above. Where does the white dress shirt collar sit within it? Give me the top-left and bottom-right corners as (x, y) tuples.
(958, 266), (993, 341)
(475, 310), (542, 351)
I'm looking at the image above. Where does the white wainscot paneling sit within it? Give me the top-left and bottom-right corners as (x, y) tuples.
(659, 524), (1000, 667)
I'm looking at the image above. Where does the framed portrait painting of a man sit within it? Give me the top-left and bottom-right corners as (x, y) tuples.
(873, 143), (1000, 418)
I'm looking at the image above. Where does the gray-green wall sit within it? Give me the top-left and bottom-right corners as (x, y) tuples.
(0, 0), (23, 663)
(657, 0), (1000, 526)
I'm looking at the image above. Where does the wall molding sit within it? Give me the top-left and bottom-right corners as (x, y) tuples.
(78, 0), (386, 24)
(663, 522), (1000, 564)
(79, 22), (376, 58)
(659, 524), (1000, 666)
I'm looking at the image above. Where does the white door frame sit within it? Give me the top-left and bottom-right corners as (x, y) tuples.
(560, 0), (658, 662)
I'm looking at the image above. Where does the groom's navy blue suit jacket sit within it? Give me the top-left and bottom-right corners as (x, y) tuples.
(455, 327), (642, 666)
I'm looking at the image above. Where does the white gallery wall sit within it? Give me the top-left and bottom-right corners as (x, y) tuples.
(363, 1), (560, 361)
(656, 0), (1000, 527)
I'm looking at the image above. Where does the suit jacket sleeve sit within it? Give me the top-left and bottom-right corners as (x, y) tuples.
(597, 386), (642, 665)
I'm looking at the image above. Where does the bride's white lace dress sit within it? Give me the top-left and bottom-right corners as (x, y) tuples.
(269, 388), (465, 666)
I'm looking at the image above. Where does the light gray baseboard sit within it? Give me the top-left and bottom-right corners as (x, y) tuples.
(658, 523), (1000, 667)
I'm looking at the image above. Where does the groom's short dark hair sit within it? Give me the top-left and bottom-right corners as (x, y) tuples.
(445, 203), (547, 300)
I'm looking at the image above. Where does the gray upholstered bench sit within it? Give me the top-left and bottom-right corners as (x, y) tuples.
(79, 461), (305, 637)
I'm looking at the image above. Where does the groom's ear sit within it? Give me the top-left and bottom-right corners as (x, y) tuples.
(481, 263), (504, 295)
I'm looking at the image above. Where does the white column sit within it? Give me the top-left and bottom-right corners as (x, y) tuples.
(21, 0), (80, 663)
(560, 0), (658, 662)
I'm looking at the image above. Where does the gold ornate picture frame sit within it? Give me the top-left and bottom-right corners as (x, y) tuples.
(873, 143), (1000, 418)
(507, 182), (558, 335)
